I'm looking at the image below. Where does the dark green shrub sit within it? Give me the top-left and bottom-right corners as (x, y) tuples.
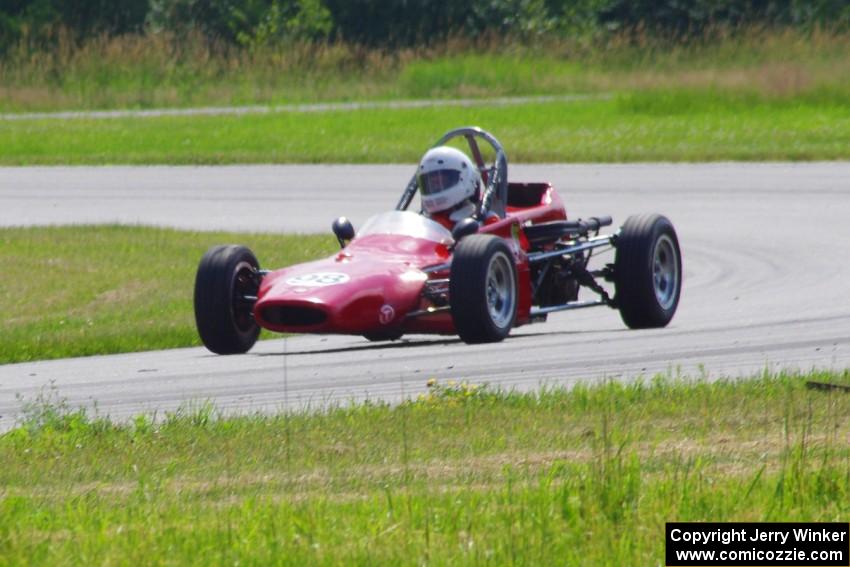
(596, 0), (850, 34)
(146, 0), (331, 45)
(0, 0), (149, 52)
(1, 0), (849, 54)
(323, 0), (558, 46)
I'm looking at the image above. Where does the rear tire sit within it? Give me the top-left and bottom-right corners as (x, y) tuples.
(450, 235), (517, 344)
(614, 214), (681, 329)
(194, 245), (261, 354)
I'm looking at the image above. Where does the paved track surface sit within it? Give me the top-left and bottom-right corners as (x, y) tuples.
(1, 163), (849, 428)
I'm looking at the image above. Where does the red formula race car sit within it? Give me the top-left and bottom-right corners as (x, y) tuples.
(194, 127), (682, 354)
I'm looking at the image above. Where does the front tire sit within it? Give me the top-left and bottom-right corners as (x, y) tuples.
(363, 330), (403, 342)
(450, 235), (517, 344)
(614, 214), (682, 329)
(194, 245), (261, 354)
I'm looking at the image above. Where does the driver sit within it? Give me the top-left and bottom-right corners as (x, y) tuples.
(417, 146), (481, 230)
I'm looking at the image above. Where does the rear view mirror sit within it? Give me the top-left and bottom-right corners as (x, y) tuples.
(332, 216), (355, 248)
(452, 217), (480, 242)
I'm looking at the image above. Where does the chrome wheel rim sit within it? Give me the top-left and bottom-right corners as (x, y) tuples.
(486, 252), (515, 329)
(652, 234), (679, 310)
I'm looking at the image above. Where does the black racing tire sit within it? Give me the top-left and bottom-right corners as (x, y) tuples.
(449, 234), (517, 344)
(363, 330), (404, 342)
(194, 245), (261, 354)
(614, 214), (682, 329)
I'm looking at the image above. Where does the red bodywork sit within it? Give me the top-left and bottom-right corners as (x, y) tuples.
(253, 182), (566, 336)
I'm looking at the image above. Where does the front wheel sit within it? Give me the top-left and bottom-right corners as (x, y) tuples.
(614, 214), (682, 329)
(363, 330), (404, 342)
(450, 235), (517, 344)
(194, 245), (261, 354)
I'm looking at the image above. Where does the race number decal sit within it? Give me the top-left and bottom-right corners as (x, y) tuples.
(285, 272), (350, 287)
(379, 305), (395, 325)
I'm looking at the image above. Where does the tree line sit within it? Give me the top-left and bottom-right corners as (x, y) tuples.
(2, 0), (848, 52)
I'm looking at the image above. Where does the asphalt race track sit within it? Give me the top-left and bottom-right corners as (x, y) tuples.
(1, 163), (849, 429)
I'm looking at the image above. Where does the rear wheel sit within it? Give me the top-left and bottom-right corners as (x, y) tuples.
(194, 245), (261, 354)
(614, 214), (681, 328)
(450, 235), (517, 343)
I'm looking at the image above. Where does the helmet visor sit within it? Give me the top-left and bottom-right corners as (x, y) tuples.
(418, 169), (461, 195)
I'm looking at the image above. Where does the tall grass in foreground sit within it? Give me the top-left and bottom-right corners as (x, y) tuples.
(1, 27), (850, 111)
(2, 372), (850, 564)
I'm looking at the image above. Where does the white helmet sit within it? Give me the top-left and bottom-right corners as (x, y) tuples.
(417, 146), (480, 215)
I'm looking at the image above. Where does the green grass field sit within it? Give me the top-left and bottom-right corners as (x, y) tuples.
(2, 29), (850, 163)
(2, 29), (849, 112)
(4, 91), (850, 164)
(3, 372), (850, 564)
(3, 30), (850, 566)
(0, 226), (337, 364)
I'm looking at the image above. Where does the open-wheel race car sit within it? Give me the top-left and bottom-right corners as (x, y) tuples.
(194, 126), (682, 353)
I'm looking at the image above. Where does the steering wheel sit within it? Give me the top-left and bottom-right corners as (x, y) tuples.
(396, 126), (509, 219)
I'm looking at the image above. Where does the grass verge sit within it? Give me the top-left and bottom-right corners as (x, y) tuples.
(1, 29), (850, 112)
(3, 91), (850, 164)
(0, 225), (337, 364)
(2, 372), (850, 564)
(4, 30), (850, 163)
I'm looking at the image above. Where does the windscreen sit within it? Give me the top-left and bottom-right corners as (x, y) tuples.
(358, 211), (453, 243)
(418, 170), (460, 195)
